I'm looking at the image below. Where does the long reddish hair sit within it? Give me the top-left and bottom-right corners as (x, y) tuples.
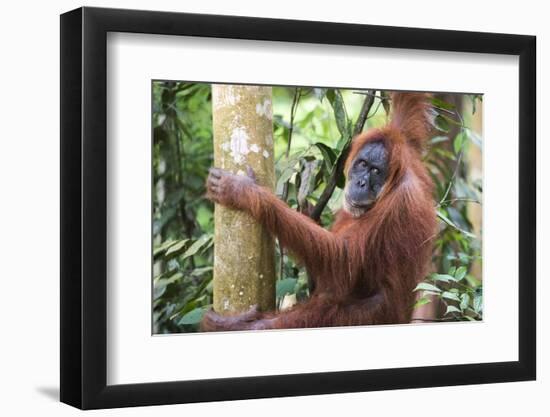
(330, 92), (436, 322)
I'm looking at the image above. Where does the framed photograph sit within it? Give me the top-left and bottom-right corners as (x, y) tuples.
(60, 6), (536, 409)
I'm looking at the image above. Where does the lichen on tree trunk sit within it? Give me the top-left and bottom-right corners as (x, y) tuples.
(211, 85), (276, 314)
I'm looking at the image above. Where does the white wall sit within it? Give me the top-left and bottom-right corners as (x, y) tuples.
(0, 1), (545, 415)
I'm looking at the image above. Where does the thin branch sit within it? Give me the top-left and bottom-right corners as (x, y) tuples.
(353, 90), (377, 136)
(309, 90), (376, 222)
(422, 199), (479, 246)
(437, 211), (476, 238)
(439, 144), (464, 204)
(281, 88), (301, 202)
(454, 105), (465, 126)
(438, 198), (480, 207)
(352, 91), (385, 100)
(366, 99), (384, 121)
(420, 228), (441, 247)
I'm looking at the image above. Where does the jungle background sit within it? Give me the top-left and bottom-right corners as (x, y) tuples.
(152, 82), (483, 334)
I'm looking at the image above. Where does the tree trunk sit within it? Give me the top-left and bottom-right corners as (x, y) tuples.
(211, 85), (276, 314)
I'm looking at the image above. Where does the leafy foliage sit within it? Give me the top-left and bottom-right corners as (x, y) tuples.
(152, 82), (214, 333)
(415, 95), (483, 321)
(152, 82), (483, 332)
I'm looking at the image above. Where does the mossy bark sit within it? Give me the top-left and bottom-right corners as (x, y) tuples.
(211, 85), (276, 314)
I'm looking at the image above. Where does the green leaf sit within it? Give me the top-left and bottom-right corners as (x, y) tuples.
(453, 131), (467, 154)
(430, 135), (449, 145)
(314, 142), (337, 172)
(430, 273), (456, 283)
(445, 305), (461, 315)
(276, 167), (296, 195)
(182, 235), (211, 259)
(434, 114), (450, 132)
(297, 160), (319, 207)
(326, 89), (350, 138)
(441, 114), (462, 127)
(276, 278), (297, 298)
(413, 297), (431, 309)
(441, 291), (461, 302)
(455, 266), (467, 281)
(172, 296), (207, 321)
(460, 293), (470, 311)
(191, 266), (213, 276)
(414, 282), (441, 292)
(155, 271), (183, 286)
(431, 98), (456, 111)
(177, 307), (206, 325)
(153, 240), (179, 260)
(276, 152), (303, 173)
(154, 272), (184, 300)
(154, 284), (167, 300)
(433, 147), (457, 162)
(164, 239), (189, 257)
(422, 290), (442, 296)
(473, 294), (483, 313)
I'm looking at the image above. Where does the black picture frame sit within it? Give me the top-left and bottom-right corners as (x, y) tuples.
(60, 6), (536, 410)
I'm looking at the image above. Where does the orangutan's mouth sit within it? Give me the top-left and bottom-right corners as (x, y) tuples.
(346, 197), (374, 210)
